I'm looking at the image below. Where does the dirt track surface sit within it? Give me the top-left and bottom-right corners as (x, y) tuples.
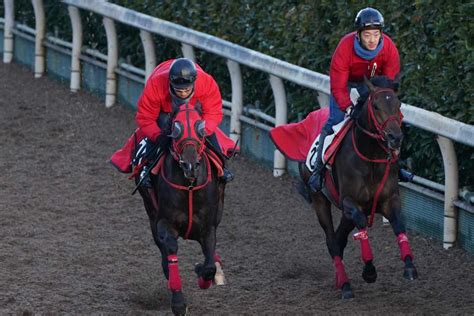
(1, 61), (473, 315)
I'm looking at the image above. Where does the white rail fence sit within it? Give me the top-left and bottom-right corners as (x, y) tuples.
(2, 0), (473, 249)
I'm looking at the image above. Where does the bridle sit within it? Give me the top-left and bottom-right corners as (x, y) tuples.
(355, 88), (403, 143)
(353, 87), (403, 160)
(169, 103), (206, 179)
(351, 87), (403, 227)
(161, 102), (211, 239)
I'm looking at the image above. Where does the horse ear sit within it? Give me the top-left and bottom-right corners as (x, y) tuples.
(393, 73), (401, 93)
(195, 120), (206, 138)
(169, 121), (183, 139)
(364, 76), (375, 92)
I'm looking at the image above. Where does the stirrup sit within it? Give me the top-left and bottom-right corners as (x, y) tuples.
(220, 168), (234, 183)
(399, 168), (414, 182)
(308, 170), (323, 193)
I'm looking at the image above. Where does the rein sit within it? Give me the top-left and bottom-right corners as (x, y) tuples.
(161, 152), (212, 239)
(164, 103), (211, 239)
(352, 88), (401, 227)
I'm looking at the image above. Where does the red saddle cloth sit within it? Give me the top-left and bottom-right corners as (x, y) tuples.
(109, 127), (238, 174)
(269, 108), (353, 165)
(269, 108), (329, 162)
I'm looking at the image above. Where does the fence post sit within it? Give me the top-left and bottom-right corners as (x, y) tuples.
(139, 30), (156, 81)
(270, 75), (287, 177)
(32, 0), (45, 78)
(68, 5), (82, 92)
(436, 136), (459, 249)
(103, 17), (118, 107)
(3, 0), (14, 63)
(181, 43), (195, 61)
(226, 60), (243, 143)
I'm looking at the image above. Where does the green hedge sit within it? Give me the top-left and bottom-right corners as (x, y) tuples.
(3, 0), (473, 187)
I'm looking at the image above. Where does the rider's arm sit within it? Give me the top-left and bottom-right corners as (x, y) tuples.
(381, 35), (400, 80)
(136, 76), (163, 142)
(200, 74), (223, 136)
(330, 36), (353, 111)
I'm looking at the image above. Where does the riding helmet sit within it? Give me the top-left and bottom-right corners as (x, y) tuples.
(354, 7), (384, 31)
(169, 58), (197, 89)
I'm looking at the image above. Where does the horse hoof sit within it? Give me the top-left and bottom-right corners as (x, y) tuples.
(194, 263), (204, 276)
(341, 283), (354, 300)
(362, 263), (377, 283)
(403, 267), (418, 280)
(198, 276), (212, 289)
(171, 291), (187, 316)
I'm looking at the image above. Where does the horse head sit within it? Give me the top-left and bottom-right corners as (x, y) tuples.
(169, 103), (206, 181)
(361, 75), (403, 151)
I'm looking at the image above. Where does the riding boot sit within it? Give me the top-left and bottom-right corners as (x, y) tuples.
(398, 168), (414, 182)
(308, 129), (329, 193)
(139, 163), (153, 188)
(206, 133), (234, 183)
(134, 137), (162, 189)
(220, 167), (234, 183)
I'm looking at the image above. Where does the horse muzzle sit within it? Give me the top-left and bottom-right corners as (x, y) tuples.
(180, 160), (200, 180)
(386, 132), (403, 151)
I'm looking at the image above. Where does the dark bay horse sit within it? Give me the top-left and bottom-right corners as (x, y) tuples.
(138, 102), (226, 315)
(300, 76), (418, 299)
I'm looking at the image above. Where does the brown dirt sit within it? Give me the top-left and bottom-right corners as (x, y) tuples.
(1, 61), (473, 315)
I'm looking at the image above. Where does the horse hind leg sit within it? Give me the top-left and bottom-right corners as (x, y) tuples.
(213, 252), (225, 285)
(156, 220), (187, 315)
(314, 195), (353, 299)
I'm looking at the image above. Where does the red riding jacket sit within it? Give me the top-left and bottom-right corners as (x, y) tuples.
(330, 31), (400, 111)
(136, 59), (223, 142)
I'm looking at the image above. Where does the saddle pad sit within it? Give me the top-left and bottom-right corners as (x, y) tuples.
(269, 108), (329, 162)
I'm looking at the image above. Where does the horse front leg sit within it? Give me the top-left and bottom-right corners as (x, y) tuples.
(342, 197), (377, 284)
(156, 219), (187, 316)
(195, 225), (218, 289)
(383, 196), (418, 280)
(313, 194), (353, 299)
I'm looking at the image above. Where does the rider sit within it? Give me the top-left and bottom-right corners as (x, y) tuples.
(135, 57), (234, 188)
(308, 7), (407, 193)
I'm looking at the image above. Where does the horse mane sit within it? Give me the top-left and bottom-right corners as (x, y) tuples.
(370, 75), (399, 92)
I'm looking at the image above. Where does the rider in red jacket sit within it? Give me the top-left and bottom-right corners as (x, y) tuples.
(309, 7), (401, 193)
(136, 58), (233, 187)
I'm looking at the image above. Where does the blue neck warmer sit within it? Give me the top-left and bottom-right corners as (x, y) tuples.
(354, 35), (384, 60)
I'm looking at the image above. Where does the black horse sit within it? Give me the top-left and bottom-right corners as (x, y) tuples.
(137, 102), (226, 315)
(300, 76), (418, 299)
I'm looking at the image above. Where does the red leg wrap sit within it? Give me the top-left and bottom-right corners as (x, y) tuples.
(333, 256), (349, 289)
(167, 254), (182, 292)
(397, 233), (414, 261)
(214, 252), (223, 266)
(198, 277), (212, 289)
(353, 229), (373, 263)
